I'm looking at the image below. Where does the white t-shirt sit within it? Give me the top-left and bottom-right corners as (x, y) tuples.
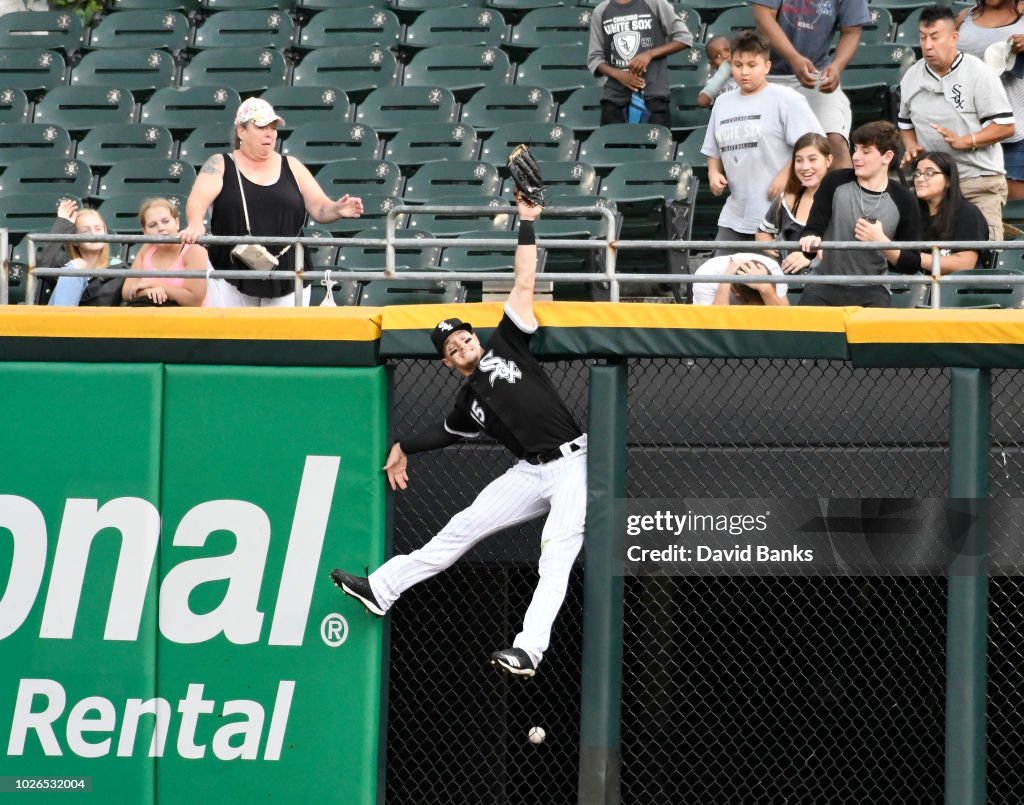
(691, 252), (787, 305)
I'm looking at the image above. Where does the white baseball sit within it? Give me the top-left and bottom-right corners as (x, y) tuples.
(528, 726), (546, 745)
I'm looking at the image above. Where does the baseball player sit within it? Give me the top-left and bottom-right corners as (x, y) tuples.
(331, 158), (587, 678)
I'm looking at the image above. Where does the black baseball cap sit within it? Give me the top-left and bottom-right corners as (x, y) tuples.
(431, 317), (474, 356)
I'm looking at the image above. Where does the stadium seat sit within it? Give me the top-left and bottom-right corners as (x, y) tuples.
(501, 159), (597, 199)
(837, 6), (894, 45)
(203, 0), (296, 10)
(388, 0), (485, 24)
(577, 123), (675, 175)
(888, 282), (928, 308)
(403, 160), (501, 203)
(402, 46), (513, 101)
(871, 0), (932, 25)
(507, 6), (590, 61)
(97, 192), (188, 233)
(666, 46), (709, 89)
(355, 86), (458, 135)
(282, 122), (382, 165)
(674, 125), (719, 241)
(894, 8), (927, 45)
(514, 44), (598, 101)
(300, 224), (341, 270)
(76, 124), (176, 170)
(556, 85), (602, 136)
(842, 44), (915, 127)
(0, 88), (30, 124)
(479, 122), (578, 165)
(176, 123), (234, 166)
(703, 4), (755, 40)
(383, 123), (481, 169)
(192, 10), (296, 49)
(0, 11), (84, 55)
(314, 159), (404, 197)
(677, 0), (744, 25)
(87, 10), (191, 52)
(140, 86), (241, 132)
(180, 47), (288, 94)
(320, 193), (402, 234)
(0, 193), (84, 244)
(401, 7), (507, 52)
(34, 86), (135, 133)
(94, 157), (196, 200)
(260, 86), (351, 131)
(459, 85), (556, 133)
(405, 195), (513, 235)
(358, 279), (465, 305)
(109, 0), (200, 11)
(297, 8), (402, 49)
(69, 49), (176, 99)
(440, 230), (519, 272)
(668, 85), (712, 138)
(674, 5), (704, 42)
(485, 0), (563, 25)
(335, 226), (442, 272)
(536, 194), (618, 299)
(0, 124), (72, 168)
(300, 0), (389, 11)
(938, 269), (1024, 309)
(0, 50), (66, 99)
(291, 46), (400, 103)
(0, 158), (92, 197)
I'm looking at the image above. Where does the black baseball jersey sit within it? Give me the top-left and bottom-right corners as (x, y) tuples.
(443, 309), (583, 458)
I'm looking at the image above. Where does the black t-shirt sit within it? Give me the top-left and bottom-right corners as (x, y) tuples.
(444, 310), (582, 458)
(923, 198), (989, 266)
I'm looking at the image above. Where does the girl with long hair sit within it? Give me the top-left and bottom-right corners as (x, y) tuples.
(48, 206), (121, 306)
(913, 151), (989, 273)
(122, 198), (208, 306)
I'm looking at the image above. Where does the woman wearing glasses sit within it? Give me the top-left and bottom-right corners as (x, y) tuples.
(912, 151), (990, 273)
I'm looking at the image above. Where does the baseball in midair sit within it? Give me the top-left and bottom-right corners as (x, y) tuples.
(528, 726), (546, 745)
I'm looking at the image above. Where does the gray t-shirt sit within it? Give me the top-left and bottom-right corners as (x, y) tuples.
(752, 0), (870, 74)
(701, 83), (824, 233)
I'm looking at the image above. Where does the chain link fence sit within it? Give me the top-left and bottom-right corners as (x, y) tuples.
(382, 356), (1022, 803)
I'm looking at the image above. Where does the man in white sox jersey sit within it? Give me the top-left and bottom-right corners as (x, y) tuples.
(331, 199), (587, 678)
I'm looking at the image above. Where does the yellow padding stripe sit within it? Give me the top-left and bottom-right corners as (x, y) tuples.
(383, 302), (853, 333)
(0, 307), (382, 341)
(847, 309), (1024, 345)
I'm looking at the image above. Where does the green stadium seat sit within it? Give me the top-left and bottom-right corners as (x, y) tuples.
(358, 278), (465, 305)
(674, 125), (719, 241)
(335, 226), (442, 272)
(842, 44), (915, 127)
(440, 230), (518, 272)
(871, 0), (931, 25)
(0, 11), (84, 55)
(514, 44), (597, 101)
(321, 193), (402, 235)
(403, 160), (501, 202)
(507, 6), (590, 61)
(888, 282), (928, 308)
(383, 123), (481, 169)
(460, 84), (556, 132)
(666, 45), (709, 89)
(176, 123), (234, 166)
(291, 46), (400, 103)
(668, 85), (711, 138)
(180, 47), (287, 94)
(938, 269), (1024, 309)
(501, 159), (597, 200)
(141, 86), (241, 133)
(577, 123), (675, 175)
(88, 10), (191, 52)
(0, 87), (30, 124)
(835, 6), (894, 45)
(76, 124), (176, 170)
(406, 195), (513, 235)
(192, 10), (296, 49)
(485, 0), (563, 25)
(69, 49), (176, 100)
(0, 193), (84, 245)
(203, 0), (296, 10)
(0, 124), (72, 168)
(95, 157), (196, 200)
(677, 0), (744, 24)
(300, 0), (389, 11)
(389, 0), (485, 24)
(894, 7), (927, 45)
(110, 0), (200, 11)
(97, 192), (188, 233)
(703, 4), (755, 41)
(537, 194), (618, 299)
(300, 224), (341, 270)
(479, 121), (578, 165)
(402, 46), (513, 101)
(0, 50), (66, 99)
(297, 8), (402, 49)
(260, 86), (351, 131)
(671, 4), (703, 42)
(0, 158), (92, 197)
(34, 86), (135, 133)
(314, 159), (404, 198)
(401, 7), (507, 53)
(556, 85), (602, 136)
(282, 123), (382, 165)
(355, 86), (458, 134)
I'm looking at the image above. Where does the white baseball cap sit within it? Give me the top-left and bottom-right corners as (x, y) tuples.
(234, 97), (286, 127)
(984, 40), (1024, 79)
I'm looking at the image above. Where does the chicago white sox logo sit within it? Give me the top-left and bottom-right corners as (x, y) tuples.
(479, 350), (522, 386)
(614, 31), (640, 61)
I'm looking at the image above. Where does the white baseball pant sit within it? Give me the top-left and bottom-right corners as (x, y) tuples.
(368, 443), (587, 667)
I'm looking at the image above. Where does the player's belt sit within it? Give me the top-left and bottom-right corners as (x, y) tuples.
(526, 434), (587, 465)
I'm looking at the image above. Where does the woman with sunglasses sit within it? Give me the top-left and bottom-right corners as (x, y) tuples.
(912, 151), (990, 273)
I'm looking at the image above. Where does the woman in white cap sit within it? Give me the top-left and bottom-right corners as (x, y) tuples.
(180, 97), (364, 306)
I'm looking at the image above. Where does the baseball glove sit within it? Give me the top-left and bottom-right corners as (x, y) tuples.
(507, 144), (544, 207)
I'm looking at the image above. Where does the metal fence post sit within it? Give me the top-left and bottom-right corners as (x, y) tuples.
(579, 360), (627, 805)
(945, 367), (990, 805)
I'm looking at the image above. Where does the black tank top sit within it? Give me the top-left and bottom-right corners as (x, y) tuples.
(211, 153), (306, 298)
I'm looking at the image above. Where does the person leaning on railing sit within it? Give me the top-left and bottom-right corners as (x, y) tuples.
(46, 206), (124, 307)
(121, 197), (208, 307)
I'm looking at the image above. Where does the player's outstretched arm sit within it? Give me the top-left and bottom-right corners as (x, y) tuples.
(507, 199), (541, 328)
(383, 442), (409, 491)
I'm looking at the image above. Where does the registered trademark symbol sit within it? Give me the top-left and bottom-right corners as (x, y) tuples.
(321, 613), (349, 647)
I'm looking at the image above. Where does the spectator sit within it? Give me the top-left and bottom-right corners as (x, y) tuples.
(697, 35), (737, 107)
(899, 4), (1016, 241)
(752, 0), (869, 169)
(798, 121), (922, 308)
(701, 30), (823, 256)
(122, 198), (208, 306)
(180, 97), (363, 307)
(756, 132), (833, 273)
(692, 252), (789, 305)
(47, 208), (123, 307)
(587, 0), (693, 126)
(36, 197), (79, 304)
(957, 0), (1024, 200)
(912, 151), (990, 273)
